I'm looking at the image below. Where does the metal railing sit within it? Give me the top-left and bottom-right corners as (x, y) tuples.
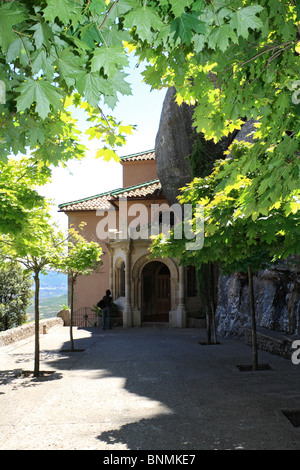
(72, 307), (96, 327)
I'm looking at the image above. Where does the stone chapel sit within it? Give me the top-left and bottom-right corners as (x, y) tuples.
(59, 150), (201, 327)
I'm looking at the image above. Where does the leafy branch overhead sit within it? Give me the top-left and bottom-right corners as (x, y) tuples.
(0, 0), (299, 235)
(0, 0), (136, 165)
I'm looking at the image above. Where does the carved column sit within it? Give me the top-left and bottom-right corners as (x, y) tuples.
(123, 243), (133, 327)
(105, 243), (114, 295)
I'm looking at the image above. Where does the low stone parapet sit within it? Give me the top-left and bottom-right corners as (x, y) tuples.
(57, 308), (70, 326)
(0, 317), (63, 347)
(187, 317), (206, 328)
(244, 326), (300, 360)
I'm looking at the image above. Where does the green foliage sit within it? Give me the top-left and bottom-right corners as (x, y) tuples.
(0, 262), (33, 331)
(150, 146), (300, 274)
(93, 302), (119, 317)
(0, 0), (136, 165)
(0, 0), (298, 269)
(0, 158), (51, 236)
(56, 223), (103, 351)
(187, 130), (230, 178)
(136, 0), (300, 217)
(145, 0), (299, 277)
(57, 224), (103, 280)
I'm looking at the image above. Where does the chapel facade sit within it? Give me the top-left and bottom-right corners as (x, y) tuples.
(59, 150), (200, 328)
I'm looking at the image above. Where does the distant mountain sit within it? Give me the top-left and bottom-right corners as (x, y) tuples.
(38, 271), (68, 299)
(26, 271), (68, 320)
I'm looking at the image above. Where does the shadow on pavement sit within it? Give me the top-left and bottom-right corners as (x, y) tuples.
(40, 327), (300, 450)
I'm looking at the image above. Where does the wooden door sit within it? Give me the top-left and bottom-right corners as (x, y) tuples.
(156, 270), (170, 322)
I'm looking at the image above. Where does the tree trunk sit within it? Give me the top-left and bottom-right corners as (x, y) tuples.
(206, 309), (211, 345)
(210, 263), (218, 344)
(70, 277), (74, 352)
(248, 265), (258, 371)
(34, 272), (40, 377)
(211, 300), (217, 344)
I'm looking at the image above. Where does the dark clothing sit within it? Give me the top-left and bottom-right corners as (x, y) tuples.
(102, 294), (112, 329)
(102, 295), (112, 307)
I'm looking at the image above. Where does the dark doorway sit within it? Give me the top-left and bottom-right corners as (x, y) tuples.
(142, 261), (171, 323)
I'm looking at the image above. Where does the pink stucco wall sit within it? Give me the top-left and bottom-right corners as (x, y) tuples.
(122, 160), (158, 188)
(63, 158), (167, 313)
(67, 211), (110, 311)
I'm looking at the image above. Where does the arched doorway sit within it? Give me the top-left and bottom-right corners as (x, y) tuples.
(142, 261), (171, 323)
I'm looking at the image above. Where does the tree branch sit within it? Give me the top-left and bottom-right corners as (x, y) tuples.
(97, 0), (120, 33)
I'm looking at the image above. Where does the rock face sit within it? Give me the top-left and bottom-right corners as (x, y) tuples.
(155, 87), (194, 205)
(216, 260), (300, 337)
(155, 87), (244, 205)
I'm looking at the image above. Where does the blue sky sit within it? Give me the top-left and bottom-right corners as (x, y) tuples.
(40, 60), (167, 229)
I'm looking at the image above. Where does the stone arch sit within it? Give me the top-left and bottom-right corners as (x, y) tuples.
(115, 255), (125, 269)
(132, 253), (179, 283)
(142, 261), (171, 322)
(114, 255), (126, 299)
(131, 254), (179, 324)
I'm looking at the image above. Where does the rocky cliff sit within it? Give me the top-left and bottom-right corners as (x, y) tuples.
(155, 88), (300, 337)
(155, 87), (194, 206)
(216, 259), (300, 337)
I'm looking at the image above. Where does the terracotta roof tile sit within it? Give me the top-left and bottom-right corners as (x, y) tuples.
(120, 149), (155, 162)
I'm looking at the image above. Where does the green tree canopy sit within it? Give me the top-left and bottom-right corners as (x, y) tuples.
(150, 142), (300, 270)
(0, 0), (136, 166)
(0, 0), (299, 237)
(150, 144), (299, 368)
(0, 157), (51, 235)
(57, 224), (103, 351)
(0, 261), (33, 331)
(0, 206), (66, 376)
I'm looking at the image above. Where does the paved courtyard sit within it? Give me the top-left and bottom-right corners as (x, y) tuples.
(0, 325), (299, 450)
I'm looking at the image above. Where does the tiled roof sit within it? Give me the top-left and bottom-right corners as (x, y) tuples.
(59, 179), (162, 212)
(120, 149), (155, 162)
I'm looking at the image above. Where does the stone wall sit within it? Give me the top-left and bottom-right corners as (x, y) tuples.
(0, 317), (63, 347)
(244, 326), (299, 360)
(57, 308), (70, 326)
(216, 258), (300, 338)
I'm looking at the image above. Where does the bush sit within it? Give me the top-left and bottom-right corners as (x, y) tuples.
(93, 302), (119, 317)
(0, 262), (33, 331)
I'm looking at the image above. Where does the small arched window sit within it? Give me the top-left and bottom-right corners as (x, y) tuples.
(158, 211), (175, 227)
(120, 261), (125, 297)
(187, 266), (197, 297)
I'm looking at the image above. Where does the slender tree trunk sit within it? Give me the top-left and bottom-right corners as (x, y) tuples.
(211, 300), (217, 344)
(206, 308), (211, 345)
(206, 264), (211, 344)
(34, 272), (40, 377)
(70, 276), (74, 352)
(210, 263), (217, 344)
(248, 265), (258, 371)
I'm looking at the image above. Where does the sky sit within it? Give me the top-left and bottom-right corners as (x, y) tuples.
(40, 60), (167, 230)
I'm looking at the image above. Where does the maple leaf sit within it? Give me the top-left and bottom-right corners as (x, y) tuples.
(208, 25), (238, 52)
(55, 48), (86, 88)
(171, 0), (194, 18)
(96, 147), (120, 162)
(30, 22), (52, 49)
(124, 6), (164, 42)
(171, 12), (206, 44)
(108, 71), (132, 97)
(0, 3), (27, 52)
(43, 0), (83, 26)
(16, 78), (63, 120)
(229, 5), (264, 39)
(77, 72), (108, 107)
(91, 46), (129, 78)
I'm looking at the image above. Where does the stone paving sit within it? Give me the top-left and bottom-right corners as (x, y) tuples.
(0, 325), (299, 450)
